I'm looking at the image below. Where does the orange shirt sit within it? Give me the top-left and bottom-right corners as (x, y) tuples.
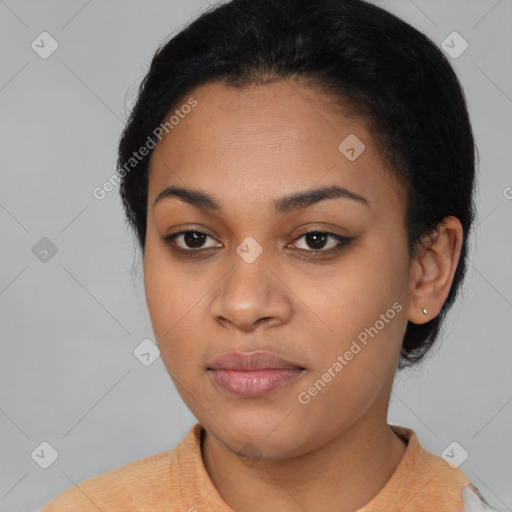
(38, 423), (500, 511)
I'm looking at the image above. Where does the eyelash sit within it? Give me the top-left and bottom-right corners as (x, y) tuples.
(160, 229), (353, 259)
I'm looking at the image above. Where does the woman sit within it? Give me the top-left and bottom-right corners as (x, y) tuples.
(39, 0), (502, 510)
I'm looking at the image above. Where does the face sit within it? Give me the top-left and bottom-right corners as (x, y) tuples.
(144, 79), (414, 459)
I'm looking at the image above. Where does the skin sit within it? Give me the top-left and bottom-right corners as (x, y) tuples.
(144, 79), (463, 512)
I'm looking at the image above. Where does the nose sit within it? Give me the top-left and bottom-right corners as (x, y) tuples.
(210, 242), (293, 332)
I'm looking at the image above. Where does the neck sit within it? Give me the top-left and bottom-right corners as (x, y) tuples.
(201, 409), (408, 512)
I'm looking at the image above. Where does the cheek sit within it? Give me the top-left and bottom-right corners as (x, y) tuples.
(143, 245), (203, 364)
(144, 249), (173, 333)
(304, 248), (404, 343)
(296, 302), (406, 434)
(298, 240), (408, 386)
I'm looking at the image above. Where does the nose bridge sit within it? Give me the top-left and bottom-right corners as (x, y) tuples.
(212, 236), (289, 329)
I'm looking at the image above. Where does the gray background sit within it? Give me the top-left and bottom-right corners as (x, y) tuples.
(0, 1), (511, 511)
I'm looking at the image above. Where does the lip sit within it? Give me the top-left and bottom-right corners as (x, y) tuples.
(209, 368), (305, 398)
(207, 351), (306, 398)
(207, 350), (304, 371)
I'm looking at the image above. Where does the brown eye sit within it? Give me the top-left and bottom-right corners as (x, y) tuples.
(303, 232), (329, 250)
(292, 231), (353, 256)
(162, 230), (221, 252)
(181, 231), (208, 249)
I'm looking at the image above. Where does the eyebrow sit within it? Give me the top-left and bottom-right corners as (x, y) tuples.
(152, 184), (370, 214)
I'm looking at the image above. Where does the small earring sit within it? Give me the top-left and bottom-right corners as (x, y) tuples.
(422, 308), (428, 315)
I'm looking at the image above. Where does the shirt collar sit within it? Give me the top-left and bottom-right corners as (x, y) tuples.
(168, 422), (422, 511)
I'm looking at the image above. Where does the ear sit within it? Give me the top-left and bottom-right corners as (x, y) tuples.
(407, 216), (464, 324)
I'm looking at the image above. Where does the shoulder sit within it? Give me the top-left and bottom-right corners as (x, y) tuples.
(37, 423), (206, 512)
(388, 426), (504, 511)
(461, 485), (505, 512)
(37, 450), (173, 512)
(415, 442), (502, 510)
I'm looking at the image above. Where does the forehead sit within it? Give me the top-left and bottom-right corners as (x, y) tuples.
(147, 80), (405, 216)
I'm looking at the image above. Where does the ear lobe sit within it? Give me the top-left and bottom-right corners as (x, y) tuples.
(407, 216), (463, 324)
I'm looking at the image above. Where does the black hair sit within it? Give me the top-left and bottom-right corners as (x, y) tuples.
(117, 0), (477, 369)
